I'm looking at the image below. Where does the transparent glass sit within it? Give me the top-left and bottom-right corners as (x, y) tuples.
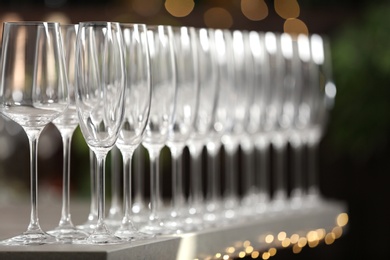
(77, 149), (98, 232)
(113, 23), (153, 241)
(75, 21), (126, 244)
(185, 28), (218, 230)
(164, 26), (199, 234)
(241, 31), (270, 216)
(106, 144), (123, 227)
(220, 30), (255, 220)
(47, 24), (88, 242)
(306, 34), (336, 206)
(140, 25), (177, 235)
(0, 22), (69, 245)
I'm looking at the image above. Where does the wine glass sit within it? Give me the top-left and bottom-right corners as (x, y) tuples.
(75, 21), (126, 244)
(240, 30), (269, 216)
(47, 24), (88, 242)
(163, 26), (199, 234)
(260, 32), (288, 212)
(271, 32), (303, 212)
(288, 33), (313, 209)
(185, 27), (218, 230)
(113, 23), (153, 240)
(220, 30), (255, 221)
(0, 21), (69, 245)
(140, 25), (177, 235)
(304, 34), (336, 207)
(203, 28), (233, 225)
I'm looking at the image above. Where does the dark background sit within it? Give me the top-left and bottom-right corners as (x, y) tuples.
(0, 1), (389, 259)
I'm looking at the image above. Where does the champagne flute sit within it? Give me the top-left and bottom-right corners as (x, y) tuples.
(114, 23), (153, 240)
(75, 21), (126, 244)
(46, 24), (88, 242)
(305, 34), (336, 206)
(164, 26), (199, 234)
(185, 27), (218, 229)
(48, 23), (89, 241)
(0, 21), (69, 245)
(140, 25), (177, 235)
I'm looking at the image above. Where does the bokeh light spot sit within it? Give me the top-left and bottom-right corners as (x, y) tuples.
(204, 7), (233, 29)
(241, 0), (268, 21)
(283, 18), (309, 36)
(274, 0), (300, 19)
(132, 0), (162, 17)
(165, 0), (195, 17)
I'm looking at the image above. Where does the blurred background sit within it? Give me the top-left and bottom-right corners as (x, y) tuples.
(0, 0), (389, 259)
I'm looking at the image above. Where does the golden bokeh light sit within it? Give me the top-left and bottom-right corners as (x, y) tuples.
(165, 0), (195, 18)
(268, 247), (277, 256)
(204, 7), (233, 29)
(337, 213), (349, 227)
(265, 234), (274, 244)
(132, 0), (162, 17)
(262, 252), (270, 259)
(281, 238), (291, 247)
(290, 234), (300, 244)
(241, 0), (269, 21)
(44, 12), (71, 24)
(238, 251), (246, 258)
(245, 246), (254, 254)
(274, 0), (300, 19)
(325, 233), (336, 245)
(277, 231), (287, 241)
(226, 247), (235, 254)
(243, 240), (251, 247)
(297, 237), (307, 247)
(251, 251), (260, 258)
(332, 226), (343, 238)
(292, 244), (302, 254)
(284, 18), (309, 36)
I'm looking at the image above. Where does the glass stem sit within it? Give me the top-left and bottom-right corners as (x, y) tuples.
(27, 132), (43, 233)
(307, 141), (320, 198)
(255, 135), (270, 200)
(188, 143), (203, 209)
(241, 141), (255, 198)
(273, 135), (288, 201)
(290, 135), (304, 199)
(206, 141), (221, 206)
(170, 145), (185, 216)
(95, 152), (108, 231)
(109, 145), (122, 218)
(148, 147), (162, 222)
(223, 143), (238, 203)
(133, 145), (145, 212)
(59, 132), (74, 228)
(122, 149), (135, 222)
(87, 149), (98, 222)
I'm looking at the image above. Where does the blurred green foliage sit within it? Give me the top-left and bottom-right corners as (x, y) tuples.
(326, 3), (390, 168)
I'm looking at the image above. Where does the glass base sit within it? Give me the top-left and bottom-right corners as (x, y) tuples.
(75, 224), (124, 245)
(115, 228), (155, 241)
(76, 220), (97, 234)
(139, 219), (169, 236)
(1, 231), (57, 246)
(47, 227), (89, 243)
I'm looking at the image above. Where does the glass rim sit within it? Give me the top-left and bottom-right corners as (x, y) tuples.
(3, 21), (60, 26)
(78, 21), (121, 26)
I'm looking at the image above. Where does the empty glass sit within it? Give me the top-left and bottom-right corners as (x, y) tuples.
(75, 21), (126, 244)
(114, 23), (153, 240)
(0, 21), (69, 245)
(140, 25), (177, 235)
(47, 24), (88, 242)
